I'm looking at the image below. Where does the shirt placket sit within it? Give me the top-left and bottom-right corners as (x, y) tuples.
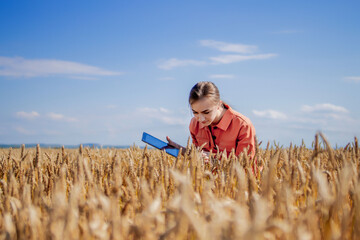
(208, 126), (217, 152)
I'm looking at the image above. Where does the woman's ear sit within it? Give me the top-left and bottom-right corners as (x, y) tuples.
(218, 100), (223, 109)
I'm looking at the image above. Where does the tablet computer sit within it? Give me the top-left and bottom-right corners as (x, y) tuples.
(141, 132), (179, 157)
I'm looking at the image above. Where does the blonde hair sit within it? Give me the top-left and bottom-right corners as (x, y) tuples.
(189, 81), (221, 105)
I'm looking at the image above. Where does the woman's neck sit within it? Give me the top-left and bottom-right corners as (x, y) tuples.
(211, 104), (226, 126)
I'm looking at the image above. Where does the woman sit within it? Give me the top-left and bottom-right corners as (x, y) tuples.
(167, 81), (256, 159)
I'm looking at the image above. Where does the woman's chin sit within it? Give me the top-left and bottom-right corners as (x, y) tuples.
(201, 121), (210, 126)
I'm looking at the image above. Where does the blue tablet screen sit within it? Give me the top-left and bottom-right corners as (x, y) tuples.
(141, 132), (179, 157)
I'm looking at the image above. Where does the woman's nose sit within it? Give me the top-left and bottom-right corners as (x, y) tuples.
(199, 114), (205, 121)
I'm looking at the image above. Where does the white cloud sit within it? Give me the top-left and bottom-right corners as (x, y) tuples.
(157, 116), (187, 125)
(106, 105), (117, 109)
(252, 109), (287, 120)
(343, 76), (360, 83)
(47, 112), (65, 120)
(47, 112), (78, 122)
(69, 76), (99, 80)
(137, 107), (187, 125)
(209, 74), (234, 79)
(210, 53), (277, 64)
(15, 110), (78, 122)
(139, 107), (170, 113)
(199, 40), (257, 54)
(16, 111), (40, 120)
(301, 103), (349, 114)
(252, 104), (359, 146)
(14, 126), (34, 135)
(325, 113), (353, 121)
(158, 58), (206, 70)
(253, 104), (353, 124)
(158, 40), (277, 70)
(159, 107), (170, 113)
(138, 107), (161, 114)
(158, 54), (277, 70)
(0, 56), (122, 78)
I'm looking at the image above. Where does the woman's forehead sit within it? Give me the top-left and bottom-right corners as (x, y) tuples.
(191, 98), (217, 111)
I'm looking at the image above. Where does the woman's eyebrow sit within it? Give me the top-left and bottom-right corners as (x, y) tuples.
(192, 109), (210, 113)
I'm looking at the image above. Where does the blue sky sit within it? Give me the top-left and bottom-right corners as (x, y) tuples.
(1, 1), (359, 147)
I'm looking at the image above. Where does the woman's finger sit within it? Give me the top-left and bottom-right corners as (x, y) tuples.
(166, 136), (175, 146)
(166, 136), (173, 144)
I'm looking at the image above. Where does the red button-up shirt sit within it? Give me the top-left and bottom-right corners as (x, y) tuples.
(189, 104), (256, 158)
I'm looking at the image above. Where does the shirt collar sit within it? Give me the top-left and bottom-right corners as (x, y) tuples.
(199, 103), (233, 131)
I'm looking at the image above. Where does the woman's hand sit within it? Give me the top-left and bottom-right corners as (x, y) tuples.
(166, 136), (186, 155)
(202, 151), (210, 163)
(166, 136), (179, 149)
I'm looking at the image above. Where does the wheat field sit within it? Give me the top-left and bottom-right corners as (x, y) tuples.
(0, 133), (359, 239)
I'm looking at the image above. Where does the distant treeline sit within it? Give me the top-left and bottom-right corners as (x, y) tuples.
(0, 143), (131, 149)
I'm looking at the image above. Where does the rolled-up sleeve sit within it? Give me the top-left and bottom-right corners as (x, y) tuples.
(189, 118), (199, 146)
(236, 123), (256, 159)
(190, 132), (198, 146)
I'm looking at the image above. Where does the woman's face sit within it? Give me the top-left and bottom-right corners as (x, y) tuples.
(191, 97), (221, 126)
